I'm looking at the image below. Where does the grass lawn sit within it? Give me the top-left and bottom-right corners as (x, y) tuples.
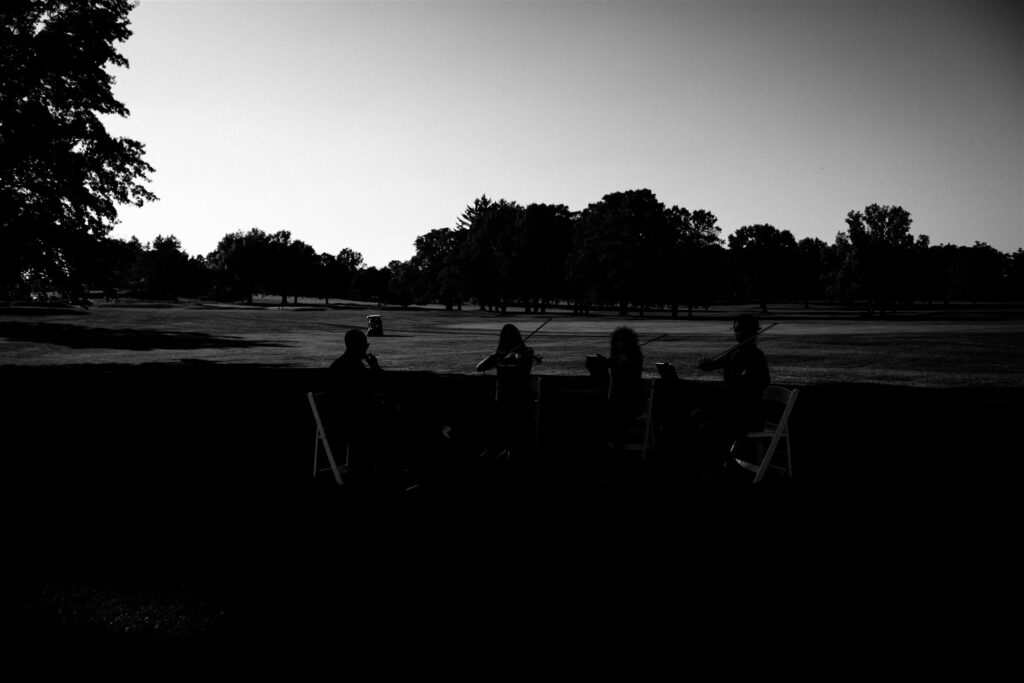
(1, 298), (1021, 656)
(3, 297), (1023, 387)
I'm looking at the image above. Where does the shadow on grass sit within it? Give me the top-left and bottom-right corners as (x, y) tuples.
(0, 303), (89, 317)
(0, 321), (287, 351)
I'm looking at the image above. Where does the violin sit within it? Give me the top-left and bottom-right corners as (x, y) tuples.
(505, 347), (542, 365)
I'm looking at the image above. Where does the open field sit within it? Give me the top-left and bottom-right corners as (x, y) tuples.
(1, 299), (1021, 656)
(3, 298), (1023, 387)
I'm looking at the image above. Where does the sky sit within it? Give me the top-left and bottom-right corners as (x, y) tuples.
(101, 0), (1024, 267)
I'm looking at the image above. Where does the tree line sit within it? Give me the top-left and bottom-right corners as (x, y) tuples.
(3, 4), (1021, 315)
(54, 191), (1024, 316)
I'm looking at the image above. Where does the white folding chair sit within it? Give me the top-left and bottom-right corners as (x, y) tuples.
(619, 377), (657, 460)
(731, 385), (798, 484)
(308, 391), (352, 486)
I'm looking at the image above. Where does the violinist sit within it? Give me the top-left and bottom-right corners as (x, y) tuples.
(476, 322), (541, 396)
(696, 313), (770, 434)
(599, 326), (646, 449)
(689, 315), (771, 477)
(476, 323), (540, 459)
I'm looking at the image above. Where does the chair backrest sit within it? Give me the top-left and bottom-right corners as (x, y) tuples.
(750, 385), (798, 483)
(308, 391), (351, 484)
(309, 391), (346, 444)
(763, 384), (796, 409)
(616, 377), (657, 458)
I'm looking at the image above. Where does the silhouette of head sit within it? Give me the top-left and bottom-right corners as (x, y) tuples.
(610, 326), (641, 359)
(498, 323), (523, 353)
(733, 314), (760, 343)
(344, 328), (369, 356)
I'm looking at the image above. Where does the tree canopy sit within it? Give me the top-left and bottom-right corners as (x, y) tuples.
(1, 0), (156, 298)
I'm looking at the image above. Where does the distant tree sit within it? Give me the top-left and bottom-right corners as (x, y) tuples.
(510, 204), (574, 313)
(822, 232), (855, 304)
(795, 237), (828, 308)
(455, 194), (493, 230)
(332, 247), (364, 300)
(207, 228), (274, 303)
(409, 227), (467, 310)
(82, 235), (143, 299)
(459, 197), (523, 312)
(1007, 249), (1024, 302)
(573, 189), (675, 316)
(843, 204), (914, 314)
(278, 238), (319, 305)
(946, 241), (1009, 304)
(728, 223), (798, 313)
(130, 234), (194, 299)
(667, 206), (723, 318)
(0, 0), (156, 298)
(351, 264), (393, 307)
(565, 227), (599, 315)
(906, 235), (943, 305)
(316, 252), (336, 304)
(385, 259), (415, 308)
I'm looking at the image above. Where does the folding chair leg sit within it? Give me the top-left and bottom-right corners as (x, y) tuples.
(313, 428), (320, 478)
(641, 412), (654, 460)
(784, 430), (793, 478)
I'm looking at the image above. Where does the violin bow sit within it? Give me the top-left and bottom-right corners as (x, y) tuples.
(638, 333), (667, 348)
(708, 322), (777, 363)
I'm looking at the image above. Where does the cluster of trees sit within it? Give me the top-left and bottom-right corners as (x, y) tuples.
(71, 192), (1024, 316)
(2, 1), (156, 300)
(3, 4), (1021, 314)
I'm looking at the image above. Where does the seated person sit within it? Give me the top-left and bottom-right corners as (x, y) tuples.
(586, 326), (646, 451)
(476, 323), (538, 457)
(327, 328), (418, 488)
(689, 314), (771, 477)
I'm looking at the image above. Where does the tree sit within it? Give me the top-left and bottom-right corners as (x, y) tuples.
(843, 204), (914, 314)
(727, 223), (798, 313)
(572, 189), (674, 316)
(1, 1), (156, 298)
(409, 227), (467, 310)
(351, 264), (392, 307)
(458, 196), (523, 312)
(81, 234), (143, 298)
(207, 228), (275, 303)
(131, 234), (194, 299)
(509, 204), (574, 313)
(946, 241), (1009, 304)
(385, 260), (415, 308)
(1007, 249), (1024, 302)
(333, 248), (364, 299)
(277, 238), (319, 305)
(795, 237), (828, 308)
(667, 206), (723, 318)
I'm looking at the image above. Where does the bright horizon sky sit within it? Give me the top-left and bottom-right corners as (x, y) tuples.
(102, 0), (1024, 268)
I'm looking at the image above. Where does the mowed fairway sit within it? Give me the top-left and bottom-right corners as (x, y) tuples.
(3, 298), (1023, 388)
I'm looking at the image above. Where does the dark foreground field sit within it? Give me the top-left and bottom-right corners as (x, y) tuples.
(1, 359), (1019, 660)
